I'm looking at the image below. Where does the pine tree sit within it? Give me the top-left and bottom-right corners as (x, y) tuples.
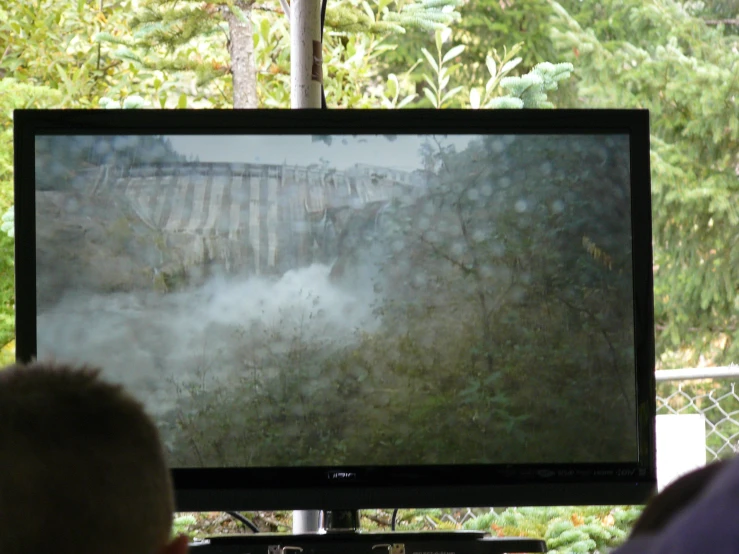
(95, 0), (462, 108)
(548, 0), (739, 366)
(463, 506), (642, 554)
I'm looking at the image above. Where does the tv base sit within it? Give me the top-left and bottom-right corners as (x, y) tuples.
(188, 531), (547, 554)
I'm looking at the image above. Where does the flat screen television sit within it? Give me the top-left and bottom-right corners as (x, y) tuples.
(13, 109), (656, 511)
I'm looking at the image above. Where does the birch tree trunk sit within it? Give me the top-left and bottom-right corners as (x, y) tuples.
(290, 0), (322, 108)
(227, 1), (259, 109)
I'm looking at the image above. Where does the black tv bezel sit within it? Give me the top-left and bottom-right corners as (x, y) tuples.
(13, 108), (656, 510)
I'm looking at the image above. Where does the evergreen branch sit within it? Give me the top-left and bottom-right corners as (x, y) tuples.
(326, 5), (409, 33)
(384, 13), (450, 31)
(325, 5), (374, 28)
(194, 65), (230, 86)
(156, 58), (215, 73)
(398, 11), (458, 23)
(132, 22), (170, 37)
(110, 48), (146, 64)
(370, 21), (409, 33)
(93, 32), (135, 47)
(414, 0), (463, 8)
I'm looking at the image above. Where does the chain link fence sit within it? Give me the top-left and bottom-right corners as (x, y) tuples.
(656, 365), (739, 461)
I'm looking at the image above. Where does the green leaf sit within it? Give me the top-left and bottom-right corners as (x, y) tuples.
(423, 87), (438, 107)
(441, 44), (465, 64)
(397, 93), (417, 108)
(387, 73), (400, 101)
(485, 55), (497, 78)
(361, 1), (375, 21)
(177, 93), (187, 109)
(422, 74), (437, 93)
(378, 0), (393, 12)
(485, 75), (499, 94)
(470, 87), (481, 109)
(440, 85), (463, 105)
(420, 48), (438, 72)
(501, 57), (523, 74)
(260, 17), (271, 40)
(55, 65), (74, 95)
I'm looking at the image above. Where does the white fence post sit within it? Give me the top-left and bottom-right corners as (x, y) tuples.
(655, 414), (707, 491)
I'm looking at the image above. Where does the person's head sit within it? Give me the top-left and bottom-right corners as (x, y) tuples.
(0, 360), (188, 554)
(630, 460), (729, 537)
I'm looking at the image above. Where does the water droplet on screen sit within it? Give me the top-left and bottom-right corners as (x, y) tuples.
(451, 242), (466, 256)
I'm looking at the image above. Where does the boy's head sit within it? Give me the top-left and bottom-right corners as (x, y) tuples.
(0, 361), (187, 554)
(630, 460), (729, 537)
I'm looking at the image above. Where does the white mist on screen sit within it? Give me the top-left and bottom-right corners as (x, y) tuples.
(37, 263), (380, 417)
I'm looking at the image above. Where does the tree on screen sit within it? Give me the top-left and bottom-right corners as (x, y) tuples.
(158, 133), (639, 468)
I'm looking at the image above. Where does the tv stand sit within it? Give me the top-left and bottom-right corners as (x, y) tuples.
(189, 510), (547, 554)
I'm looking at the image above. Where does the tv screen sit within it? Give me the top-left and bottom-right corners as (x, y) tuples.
(13, 109), (656, 510)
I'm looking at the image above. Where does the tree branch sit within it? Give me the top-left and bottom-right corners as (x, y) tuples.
(254, 3), (287, 14)
(703, 18), (739, 26)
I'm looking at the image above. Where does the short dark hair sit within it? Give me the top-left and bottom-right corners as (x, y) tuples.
(630, 461), (729, 537)
(0, 361), (175, 554)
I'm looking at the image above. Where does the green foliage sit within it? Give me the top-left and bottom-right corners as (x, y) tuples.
(0, 0), (140, 105)
(410, 30), (573, 109)
(548, 0), (739, 366)
(252, 12), (290, 108)
(377, 0), (571, 103)
(373, 68), (421, 108)
(689, 0), (739, 37)
(323, 36), (398, 108)
(114, 0), (231, 87)
(466, 43), (573, 109)
(99, 94), (149, 109)
(1, 207), (13, 238)
(0, 0), (160, 349)
(172, 514), (198, 539)
(382, 0), (463, 32)
(330, 0), (462, 34)
(416, 32), (573, 108)
(468, 43), (524, 108)
(453, 0), (556, 71)
(498, 60), (573, 108)
(0, 80), (66, 350)
(252, 2), (554, 110)
(464, 506), (642, 553)
(252, 6), (407, 108)
(420, 29), (466, 107)
(98, 0), (462, 107)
